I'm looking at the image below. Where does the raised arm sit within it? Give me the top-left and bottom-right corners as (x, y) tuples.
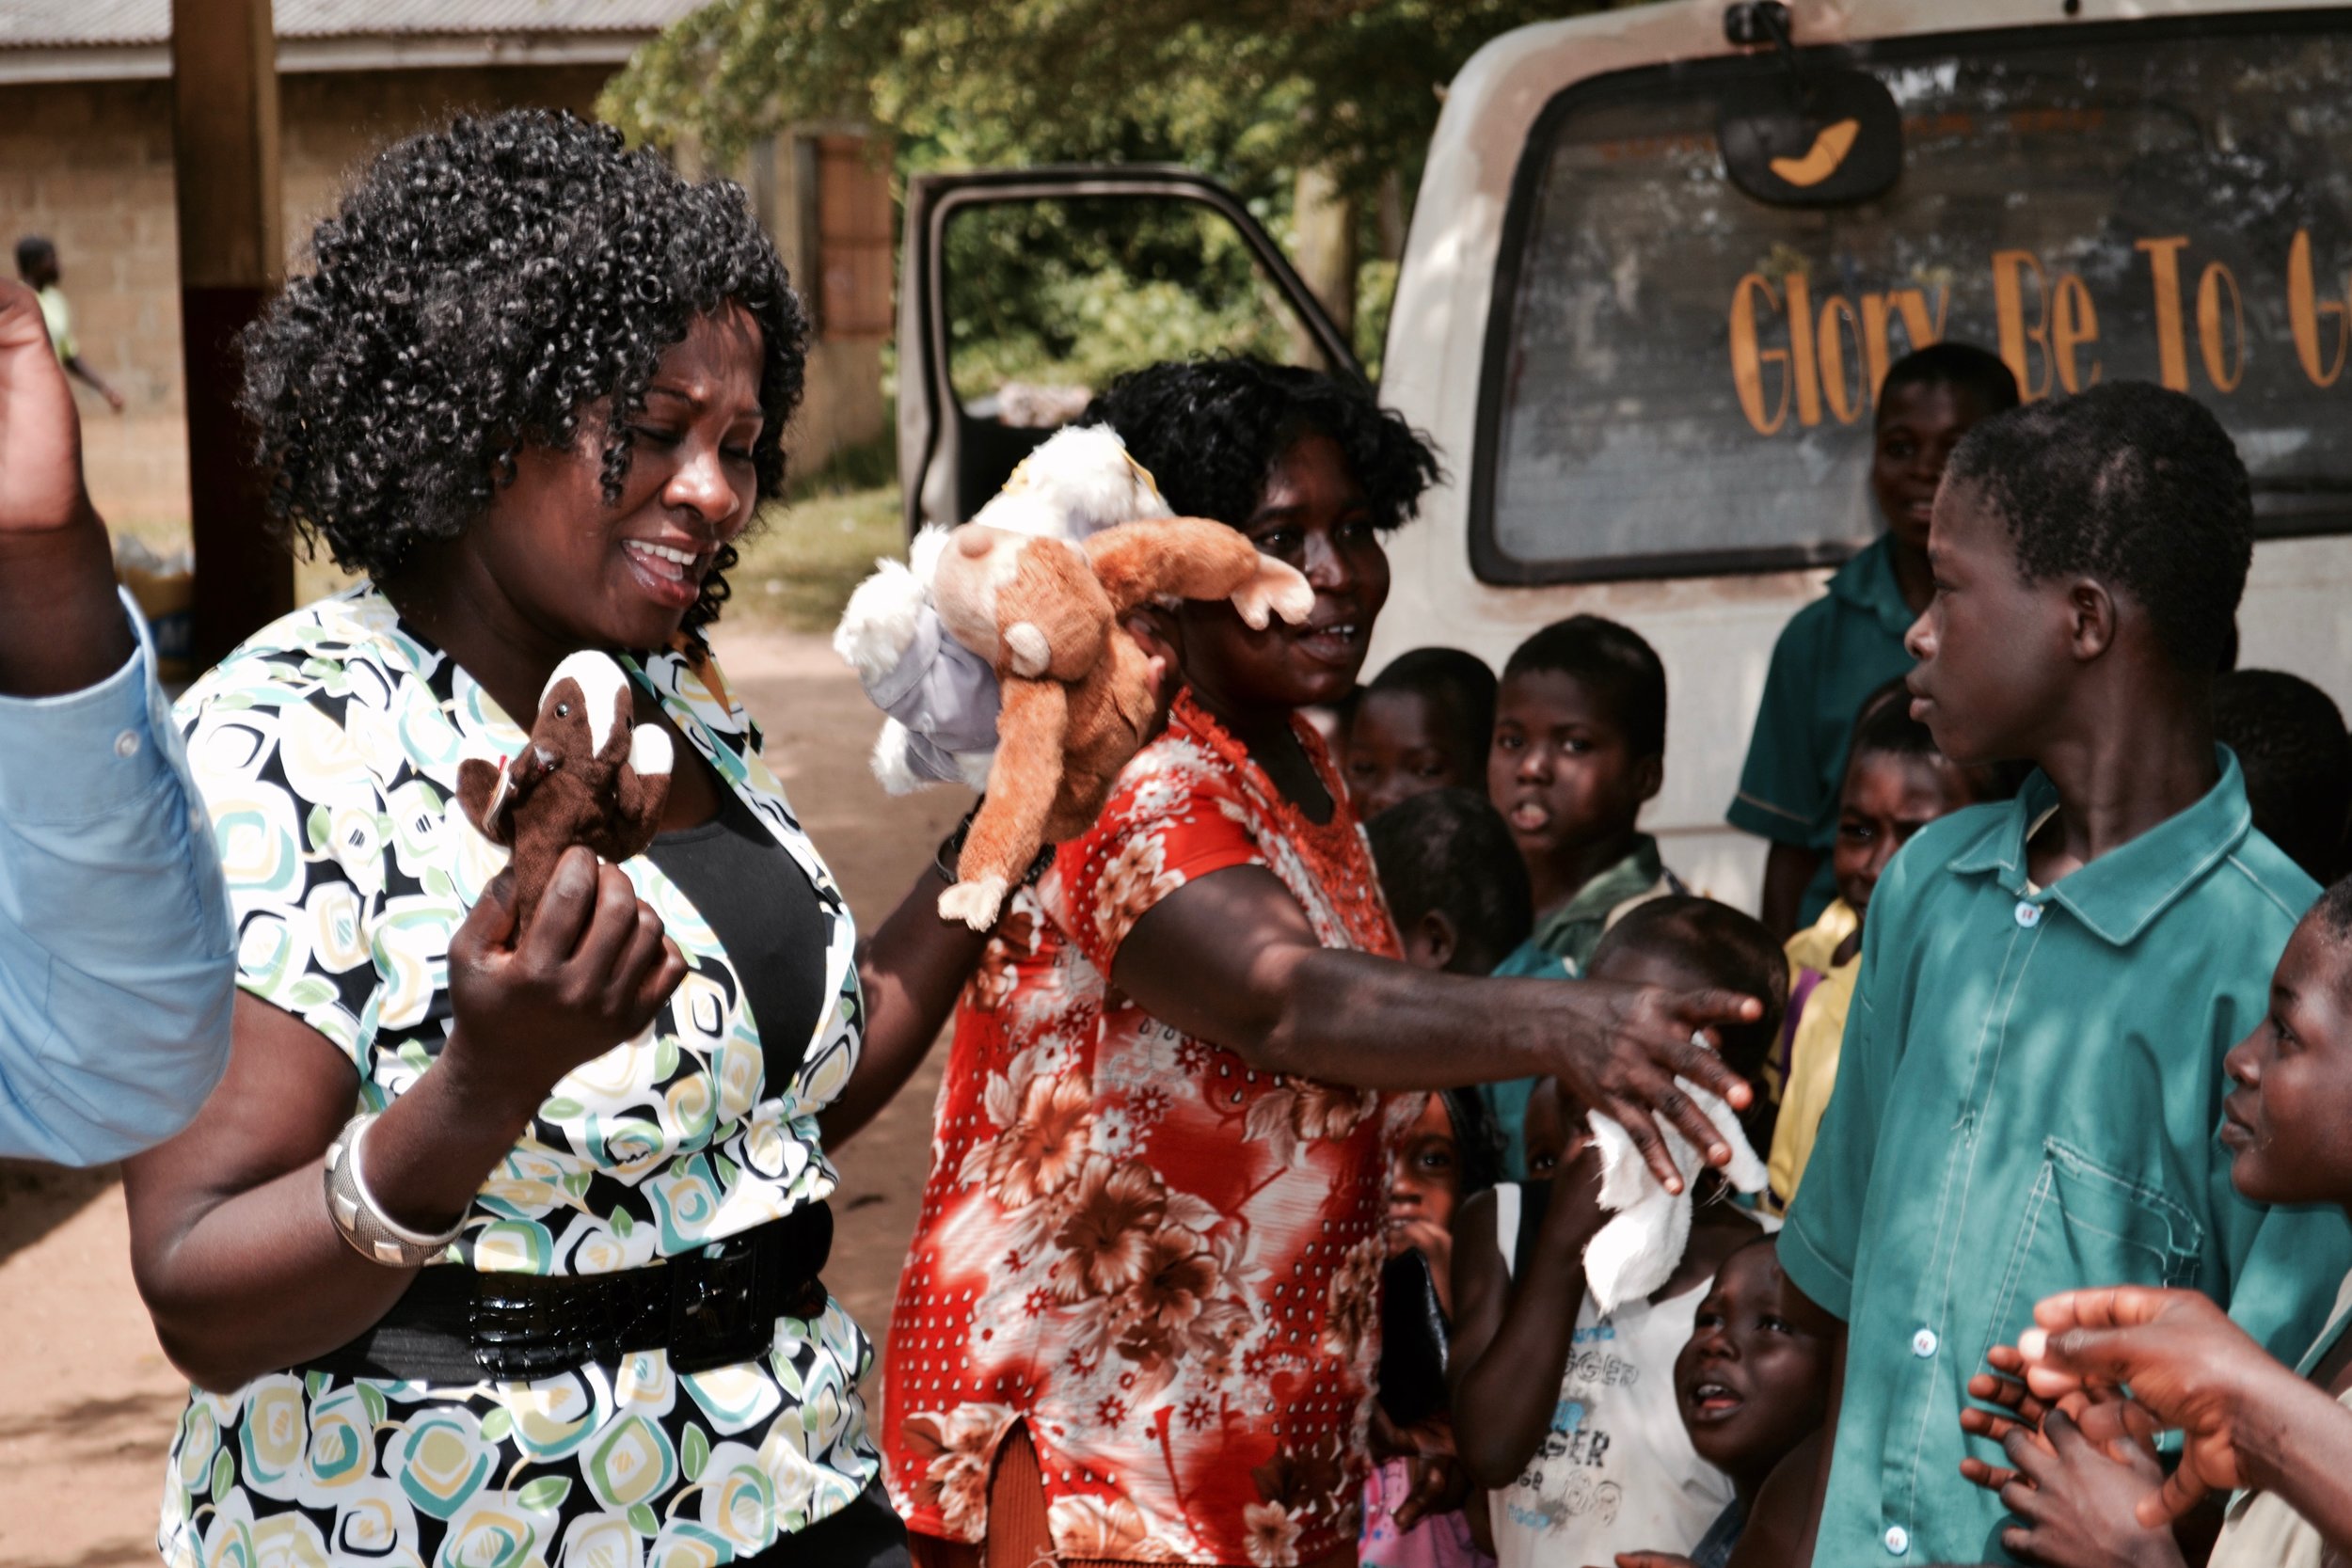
(1111, 865), (1760, 1190)
(124, 853), (682, 1391)
(826, 857), (993, 1148)
(1448, 1154), (1607, 1488)
(0, 276), (234, 1164)
(0, 276), (132, 696)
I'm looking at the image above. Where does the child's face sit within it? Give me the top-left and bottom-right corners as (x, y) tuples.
(2221, 919), (2352, 1208)
(1343, 688), (1476, 820)
(1522, 1075), (1591, 1180)
(1488, 669), (1661, 867)
(1389, 1093), (1464, 1248)
(1834, 750), (1977, 924)
(1872, 382), (1994, 557)
(1675, 1242), (1837, 1481)
(1903, 478), (2074, 766)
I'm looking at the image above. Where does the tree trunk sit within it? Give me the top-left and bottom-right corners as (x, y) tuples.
(1291, 163), (1356, 370)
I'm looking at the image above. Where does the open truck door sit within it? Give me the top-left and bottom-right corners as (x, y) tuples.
(896, 166), (1360, 535)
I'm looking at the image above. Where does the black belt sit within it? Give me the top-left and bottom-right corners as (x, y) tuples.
(302, 1201), (834, 1384)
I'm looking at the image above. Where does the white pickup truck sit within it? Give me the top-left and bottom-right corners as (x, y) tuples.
(894, 0), (2352, 909)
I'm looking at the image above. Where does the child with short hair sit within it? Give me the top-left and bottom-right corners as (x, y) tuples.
(1765, 678), (2004, 1211)
(1610, 1235), (1841, 1568)
(1363, 787), (1523, 1568)
(1486, 614), (1686, 1177)
(1451, 897), (1789, 1568)
(1345, 647), (1500, 822)
(1780, 382), (2352, 1566)
(2214, 668), (2352, 885)
(1729, 343), (2019, 940)
(1368, 786), (1533, 977)
(1941, 875), (2352, 1568)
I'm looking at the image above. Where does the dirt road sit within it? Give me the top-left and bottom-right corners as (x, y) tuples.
(0, 626), (969, 1567)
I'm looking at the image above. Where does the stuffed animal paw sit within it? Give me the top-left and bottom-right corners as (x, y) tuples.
(1227, 552), (1316, 630)
(937, 874), (1010, 932)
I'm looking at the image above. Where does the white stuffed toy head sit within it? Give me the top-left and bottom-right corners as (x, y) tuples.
(833, 424), (1176, 796)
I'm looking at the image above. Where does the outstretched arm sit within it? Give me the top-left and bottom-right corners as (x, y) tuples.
(1112, 864), (1760, 1191)
(1449, 1152), (1606, 1488)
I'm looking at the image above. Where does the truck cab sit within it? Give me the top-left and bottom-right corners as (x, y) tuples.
(898, 0), (2352, 909)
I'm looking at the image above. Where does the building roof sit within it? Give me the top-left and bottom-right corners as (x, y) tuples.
(0, 0), (705, 81)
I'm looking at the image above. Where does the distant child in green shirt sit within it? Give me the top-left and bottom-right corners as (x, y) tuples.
(1483, 614), (1685, 1177)
(1729, 343), (2017, 940)
(1342, 646), (1498, 822)
(14, 236), (124, 413)
(1778, 383), (2352, 1567)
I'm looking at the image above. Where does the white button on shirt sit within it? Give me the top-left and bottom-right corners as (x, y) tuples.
(1912, 1327), (1938, 1357)
(2015, 899), (2041, 927)
(1885, 1525), (1911, 1556)
(114, 728), (141, 758)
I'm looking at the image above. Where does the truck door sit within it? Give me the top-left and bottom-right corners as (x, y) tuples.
(897, 166), (1360, 535)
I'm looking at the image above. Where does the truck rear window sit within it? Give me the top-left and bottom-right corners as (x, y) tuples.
(1476, 18), (2352, 584)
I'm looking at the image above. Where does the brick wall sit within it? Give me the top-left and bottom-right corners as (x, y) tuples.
(1, 64), (886, 534)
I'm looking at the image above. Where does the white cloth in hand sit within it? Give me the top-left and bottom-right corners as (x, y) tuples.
(1583, 1080), (1768, 1315)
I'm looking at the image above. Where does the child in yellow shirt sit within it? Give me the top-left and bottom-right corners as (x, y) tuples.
(1765, 679), (2007, 1210)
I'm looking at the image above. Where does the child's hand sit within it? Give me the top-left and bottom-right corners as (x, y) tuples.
(1959, 1342), (2058, 1489)
(1982, 1409), (2184, 1568)
(2017, 1287), (2280, 1528)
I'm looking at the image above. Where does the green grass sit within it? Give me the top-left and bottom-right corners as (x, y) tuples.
(724, 481), (905, 635)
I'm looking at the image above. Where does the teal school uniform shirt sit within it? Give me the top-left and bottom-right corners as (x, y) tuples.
(1728, 535), (1917, 925)
(1780, 751), (2352, 1568)
(1482, 833), (1684, 1180)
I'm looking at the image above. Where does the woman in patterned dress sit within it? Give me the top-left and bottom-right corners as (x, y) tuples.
(882, 359), (1765, 1568)
(121, 113), (988, 1568)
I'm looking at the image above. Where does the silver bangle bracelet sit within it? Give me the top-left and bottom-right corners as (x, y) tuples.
(324, 1112), (466, 1269)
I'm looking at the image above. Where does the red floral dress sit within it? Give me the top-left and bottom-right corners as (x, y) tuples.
(883, 690), (1406, 1566)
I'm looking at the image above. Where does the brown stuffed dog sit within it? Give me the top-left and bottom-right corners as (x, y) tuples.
(455, 650), (675, 929)
(930, 516), (1314, 928)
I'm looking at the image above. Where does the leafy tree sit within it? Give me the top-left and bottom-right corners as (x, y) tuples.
(601, 0), (1618, 203)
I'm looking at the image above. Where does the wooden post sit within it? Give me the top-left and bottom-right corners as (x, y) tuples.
(171, 0), (290, 666)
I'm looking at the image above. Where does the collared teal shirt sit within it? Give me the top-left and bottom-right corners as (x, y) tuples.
(1781, 752), (2352, 1567)
(1729, 535), (1918, 924)
(1483, 833), (1682, 1180)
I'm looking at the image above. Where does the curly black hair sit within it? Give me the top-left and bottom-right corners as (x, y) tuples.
(239, 109), (809, 632)
(1945, 382), (2250, 673)
(1080, 356), (1442, 531)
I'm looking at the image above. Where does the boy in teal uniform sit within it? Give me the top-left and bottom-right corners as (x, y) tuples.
(1779, 383), (2352, 1566)
(1731, 344), (2017, 940)
(1483, 614), (1684, 1177)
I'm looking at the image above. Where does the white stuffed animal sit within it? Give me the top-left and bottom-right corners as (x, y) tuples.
(834, 424), (1173, 793)
(1581, 1080), (1771, 1315)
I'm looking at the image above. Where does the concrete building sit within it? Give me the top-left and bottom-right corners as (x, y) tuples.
(0, 0), (890, 531)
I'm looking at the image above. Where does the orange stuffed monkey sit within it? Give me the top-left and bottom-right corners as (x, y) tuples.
(929, 516), (1313, 928)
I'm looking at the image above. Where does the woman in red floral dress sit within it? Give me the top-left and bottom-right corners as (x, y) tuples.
(884, 360), (1760, 1568)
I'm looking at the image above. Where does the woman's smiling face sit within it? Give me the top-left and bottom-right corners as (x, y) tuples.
(1174, 432), (1391, 716)
(463, 307), (768, 653)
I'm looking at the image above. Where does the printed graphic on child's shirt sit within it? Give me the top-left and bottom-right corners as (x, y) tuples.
(1490, 1284), (1731, 1568)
